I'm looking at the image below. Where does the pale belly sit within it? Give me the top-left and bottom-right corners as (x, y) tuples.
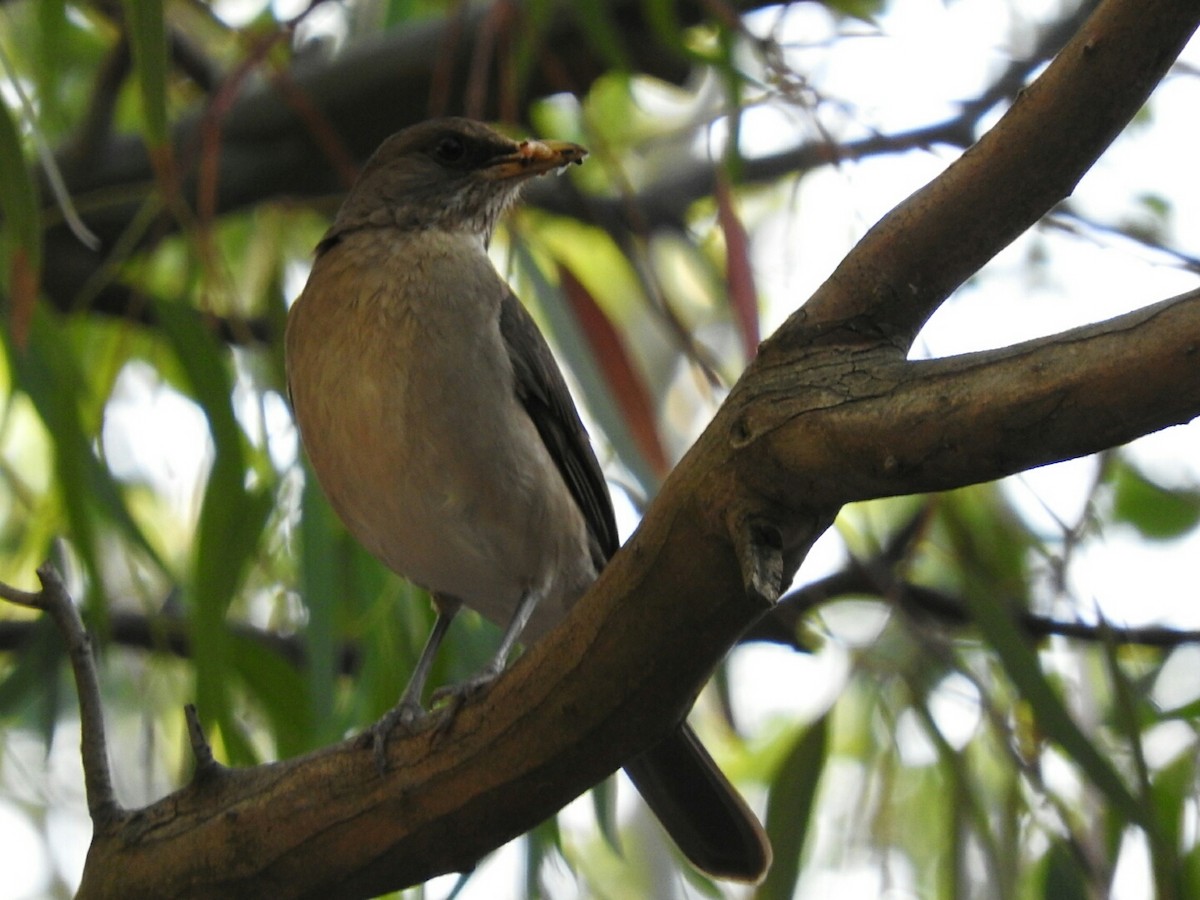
(286, 231), (598, 641)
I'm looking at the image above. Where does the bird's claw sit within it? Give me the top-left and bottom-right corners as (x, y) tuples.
(368, 699), (425, 773)
(429, 667), (501, 709)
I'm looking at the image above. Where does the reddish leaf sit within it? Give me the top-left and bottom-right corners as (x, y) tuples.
(557, 264), (669, 478)
(715, 172), (760, 362)
(8, 247), (39, 350)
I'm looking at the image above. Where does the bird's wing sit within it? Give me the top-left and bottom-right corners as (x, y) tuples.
(499, 288), (620, 562)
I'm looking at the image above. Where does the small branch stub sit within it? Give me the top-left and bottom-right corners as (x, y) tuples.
(184, 703), (225, 783)
(729, 512), (786, 607)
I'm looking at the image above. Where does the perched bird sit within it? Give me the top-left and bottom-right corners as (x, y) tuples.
(285, 117), (770, 882)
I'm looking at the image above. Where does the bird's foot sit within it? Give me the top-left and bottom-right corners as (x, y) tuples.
(366, 699), (425, 773)
(429, 665), (502, 710)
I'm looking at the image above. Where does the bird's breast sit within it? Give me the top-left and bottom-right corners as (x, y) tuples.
(285, 229), (596, 635)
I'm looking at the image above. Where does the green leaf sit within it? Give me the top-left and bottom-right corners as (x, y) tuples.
(7, 309), (169, 605)
(0, 81), (39, 259)
(643, 0), (719, 65)
(824, 0), (885, 22)
(297, 469), (341, 745)
(960, 586), (1146, 829)
(1039, 840), (1089, 900)
(1112, 461), (1200, 540)
(758, 713), (829, 900)
(229, 632), (312, 758)
(122, 0), (169, 147)
(0, 617), (63, 746)
(1149, 751), (1194, 895)
(509, 0), (559, 91)
(1184, 842), (1200, 899)
(591, 775), (622, 858)
(571, 0), (630, 73)
(153, 299), (272, 762)
(524, 816), (562, 897)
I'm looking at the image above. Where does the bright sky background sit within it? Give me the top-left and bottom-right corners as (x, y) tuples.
(3, 1), (1200, 898)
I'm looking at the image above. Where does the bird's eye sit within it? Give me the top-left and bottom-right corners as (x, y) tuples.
(433, 136), (466, 163)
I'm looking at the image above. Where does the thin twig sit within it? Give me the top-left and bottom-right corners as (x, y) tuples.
(0, 564), (123, 828)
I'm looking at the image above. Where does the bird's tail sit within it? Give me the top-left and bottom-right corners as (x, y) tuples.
(623, 724), (772, 883)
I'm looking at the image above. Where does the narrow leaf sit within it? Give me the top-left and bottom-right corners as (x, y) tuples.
(758, 714), (829, 900)
(8, 309), (169, 603)
(1112, 461), (1200, 540)
(0, 91), (41, 346)
(571, 0), (631, 72)
(961, 589), (1146, 828)
(122, 0), (169, 148)
(1039, 840), (1089, 900)
(591, 776), (622, 858)
(512, 241), (658, 492)
(297, 470), (341, 743)
(153, 299), (271, 762)
(559, 264), (669, 477)
(229, 632), (312, 758)
(715, 173), (759, 363)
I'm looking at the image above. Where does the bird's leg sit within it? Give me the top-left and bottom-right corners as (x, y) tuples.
(370, 596), (461, 771)
(430, 588), (540, 706)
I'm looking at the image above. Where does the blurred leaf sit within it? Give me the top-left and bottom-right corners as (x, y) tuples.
(524, 816), (563, 897)
(122, 0), (169, 148)
(1158, 692), (1200, 722)
(513, 240), (659, 492)
(354, 576), (434, 725)
(644, 0), (721, 65)
(32, 0), (70, 129)
(1038, 840), (1089, 900)
(571, 0), (631, 72)
(919, 485), (1034, 602)
(758, 713), (829, 900)
(1149, 750), (1194, 894)
(591, 775), (622, 858)
(824, 0), (885, 21)
(1098, 622), (1171, 887)
(229, 632), (311, 758)
(1136, 192), (1171, 220)
(714, 173), (759, 363)
(7, 309), (169, 605)
(0, 88), (41, 346)
(297, 467), (342, 745)
(510, 0), (559, 91)
(1185, 842), (1200, 900)
(0, 617), (63, 745)
(960, 584), (1146, 829)
(559, 264), (669, 478)
(153, 299), (272, 763)
(1112, 461), (1200, 540)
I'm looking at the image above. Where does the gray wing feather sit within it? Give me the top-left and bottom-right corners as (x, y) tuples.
(498, 290), (619, 562)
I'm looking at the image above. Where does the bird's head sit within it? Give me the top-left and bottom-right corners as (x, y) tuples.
(326, 118), (586, 245)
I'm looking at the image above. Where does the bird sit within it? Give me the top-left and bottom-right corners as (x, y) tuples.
(284, 117), (770, 882)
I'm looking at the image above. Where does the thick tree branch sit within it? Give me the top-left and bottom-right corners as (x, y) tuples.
(788, 0), (1200, 349)
(745, 287), (1200, 506)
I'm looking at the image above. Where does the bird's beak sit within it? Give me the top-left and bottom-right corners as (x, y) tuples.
(485, 139), (587, 180)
